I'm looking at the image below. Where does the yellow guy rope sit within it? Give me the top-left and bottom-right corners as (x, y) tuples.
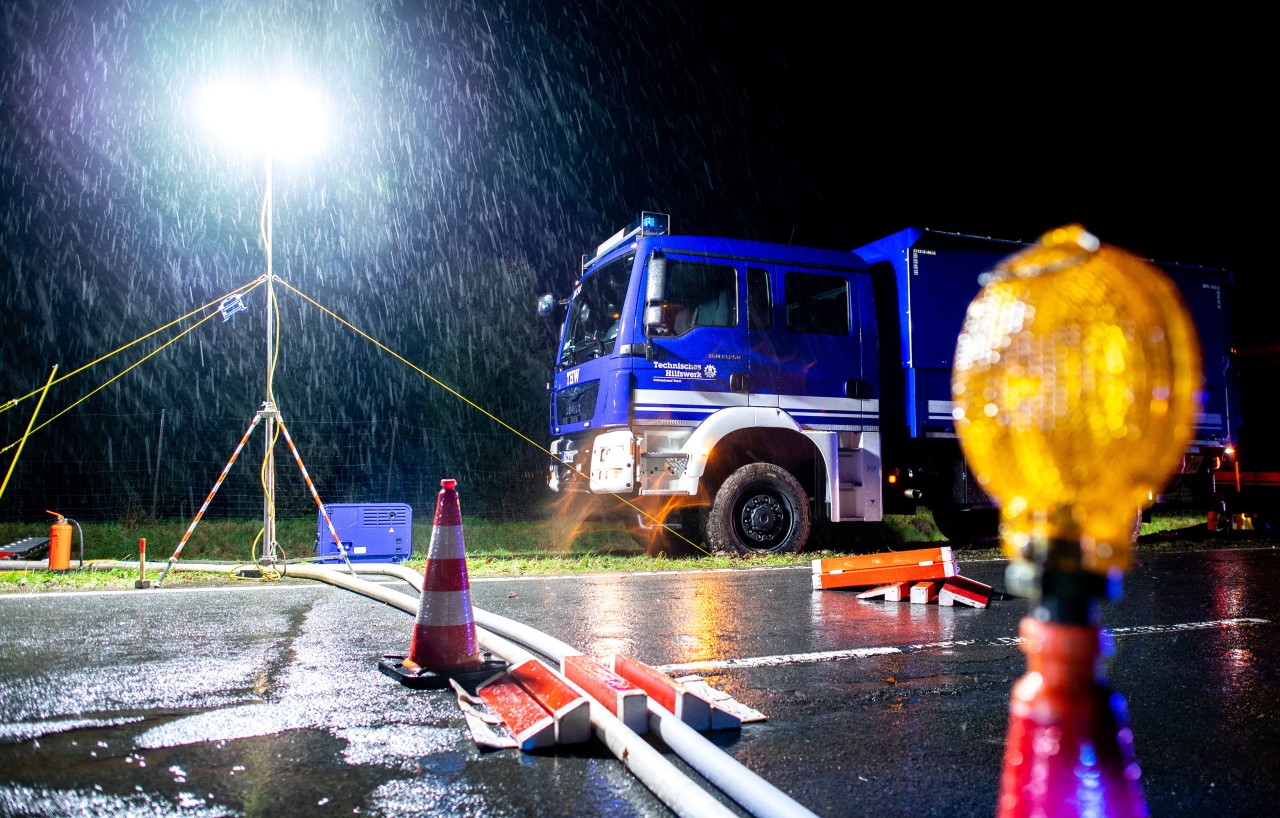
(1, 310), (223, 455)
(0, 277), (266, 417)
(0, 365), (57, 502)
(275, 278), (709, 555)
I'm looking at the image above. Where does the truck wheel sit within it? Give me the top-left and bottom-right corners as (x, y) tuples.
(625, 507), (705, 556)
(707, 463), (811, 556)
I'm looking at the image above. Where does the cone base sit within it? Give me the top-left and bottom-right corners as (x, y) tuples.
(378, 653), (508, 692)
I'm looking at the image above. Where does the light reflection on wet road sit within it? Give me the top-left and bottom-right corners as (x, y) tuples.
(1, 547), (1277, 816)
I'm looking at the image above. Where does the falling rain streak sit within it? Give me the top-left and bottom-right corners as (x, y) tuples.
(0, 0), (813, 522)
(2, 2), (1264, 523)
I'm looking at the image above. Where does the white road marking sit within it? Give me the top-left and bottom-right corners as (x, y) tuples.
(655, 617), (1272, 674)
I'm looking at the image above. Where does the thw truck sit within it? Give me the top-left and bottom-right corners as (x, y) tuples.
(540, 214), (1238, 555)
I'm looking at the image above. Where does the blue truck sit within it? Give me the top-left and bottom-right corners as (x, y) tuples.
(540, 214), (1239, 555)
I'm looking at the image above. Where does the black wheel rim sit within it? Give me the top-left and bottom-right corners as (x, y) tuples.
(734, 482), (794, 551)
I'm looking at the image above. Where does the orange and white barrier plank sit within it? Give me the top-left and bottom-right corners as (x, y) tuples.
(508, 658), (591, 745)
(910, 580), (942, 604)
(562, 654), (648, 733)
(609, 653), (711, 730)
(674, 675), (762, 728)
(856, 581), (915, 602)
(813, 555), (957, 591)
(938, 575), (994, 608)
(813, 546), (953, 575)
(476, 672), (556, 750)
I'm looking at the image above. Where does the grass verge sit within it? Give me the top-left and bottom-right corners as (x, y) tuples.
(0, 510), (1214, 593)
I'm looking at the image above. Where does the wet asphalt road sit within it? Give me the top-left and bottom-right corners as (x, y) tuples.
(1, 545), (1278, 817)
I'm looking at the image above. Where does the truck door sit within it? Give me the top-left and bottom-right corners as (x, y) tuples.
(743, 265), (780, 404)
(636, 254), (751, 425)
(770, 268), (874, 430)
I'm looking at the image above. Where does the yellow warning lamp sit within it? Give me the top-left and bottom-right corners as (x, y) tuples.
(951, 225), (1201, 591)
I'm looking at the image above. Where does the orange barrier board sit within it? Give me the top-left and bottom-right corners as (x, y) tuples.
(509, 659), (591, 744)
(813, 558), (957, 590)
(813, 546), (953, 574)
(910, 580), (942, 604)
(856, 581), (915, 602)
(476, 672), (556, 750)
(939, 575), (994, 608)
(562, 654), (648, 733)
(609, 653), (712, 730)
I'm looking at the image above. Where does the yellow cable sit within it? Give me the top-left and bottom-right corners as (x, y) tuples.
(0, 277), (265, 415)
(0, 310), (224, 455)
(262, 278), (281, 406)
(240, 527), (282, 581)
(275, 278), (709, 555)
(259, 421), (282, 508)
(0, 365), (58, 501)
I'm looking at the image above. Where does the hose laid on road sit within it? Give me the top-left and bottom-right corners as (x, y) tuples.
(3, 558), (819, 818)
(1, 559), (739, 818)
(268, 563), (740, 818)
(351, 563), (821, 818)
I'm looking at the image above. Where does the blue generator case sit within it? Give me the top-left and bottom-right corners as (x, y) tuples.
(317, 503), (413, 564)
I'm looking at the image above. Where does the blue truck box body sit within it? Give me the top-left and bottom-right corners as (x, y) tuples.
(855, 226), (1239, 456)
(316, 503), (413, 564)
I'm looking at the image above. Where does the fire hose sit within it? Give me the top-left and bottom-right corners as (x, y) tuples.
(0, 559), (819, 818)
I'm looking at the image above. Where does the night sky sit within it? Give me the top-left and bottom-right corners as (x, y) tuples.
(0, 2), (1271, 520)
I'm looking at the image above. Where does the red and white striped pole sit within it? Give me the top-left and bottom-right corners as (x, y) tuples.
(158, 413), (262, 584)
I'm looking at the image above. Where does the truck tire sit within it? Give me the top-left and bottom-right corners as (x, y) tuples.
(707, 463), (811, 556)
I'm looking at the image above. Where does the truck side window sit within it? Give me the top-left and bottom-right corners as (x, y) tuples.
(747, 267), (772, 329)
(785, 272), (850, 335)
(665, 260), (737, 336)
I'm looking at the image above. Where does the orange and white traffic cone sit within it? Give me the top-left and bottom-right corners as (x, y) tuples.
(379, 478), (506, 690)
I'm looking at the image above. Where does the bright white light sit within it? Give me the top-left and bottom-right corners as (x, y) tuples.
(200, 78), (328, 157)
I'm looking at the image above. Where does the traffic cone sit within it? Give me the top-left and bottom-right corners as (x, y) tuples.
(379, 478), (506, 690)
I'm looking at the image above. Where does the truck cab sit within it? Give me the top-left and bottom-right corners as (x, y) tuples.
(544, 213), (883, 555)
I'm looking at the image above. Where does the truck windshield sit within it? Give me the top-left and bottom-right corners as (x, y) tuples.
(560, 253), (633, 368)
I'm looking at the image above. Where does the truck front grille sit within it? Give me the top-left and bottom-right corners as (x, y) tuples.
(556, 381), (600, 425)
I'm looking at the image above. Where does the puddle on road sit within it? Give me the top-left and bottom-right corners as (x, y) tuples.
(0, 711), (640, 816)
(0, 711), (413, 816)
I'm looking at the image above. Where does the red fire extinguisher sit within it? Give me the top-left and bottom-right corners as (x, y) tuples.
(47, 510), (72, 572)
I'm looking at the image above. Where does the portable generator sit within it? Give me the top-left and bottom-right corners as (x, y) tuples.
(316, 503), (413, 564)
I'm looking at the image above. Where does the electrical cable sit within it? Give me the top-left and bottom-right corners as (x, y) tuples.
(0, 299), (245, 455)
(277, 278), (711, 556)
(0, 277), (265, 417)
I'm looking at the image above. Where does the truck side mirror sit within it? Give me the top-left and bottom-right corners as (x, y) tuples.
(537, 293), (556, 317)
(643, 252), (668, 335)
